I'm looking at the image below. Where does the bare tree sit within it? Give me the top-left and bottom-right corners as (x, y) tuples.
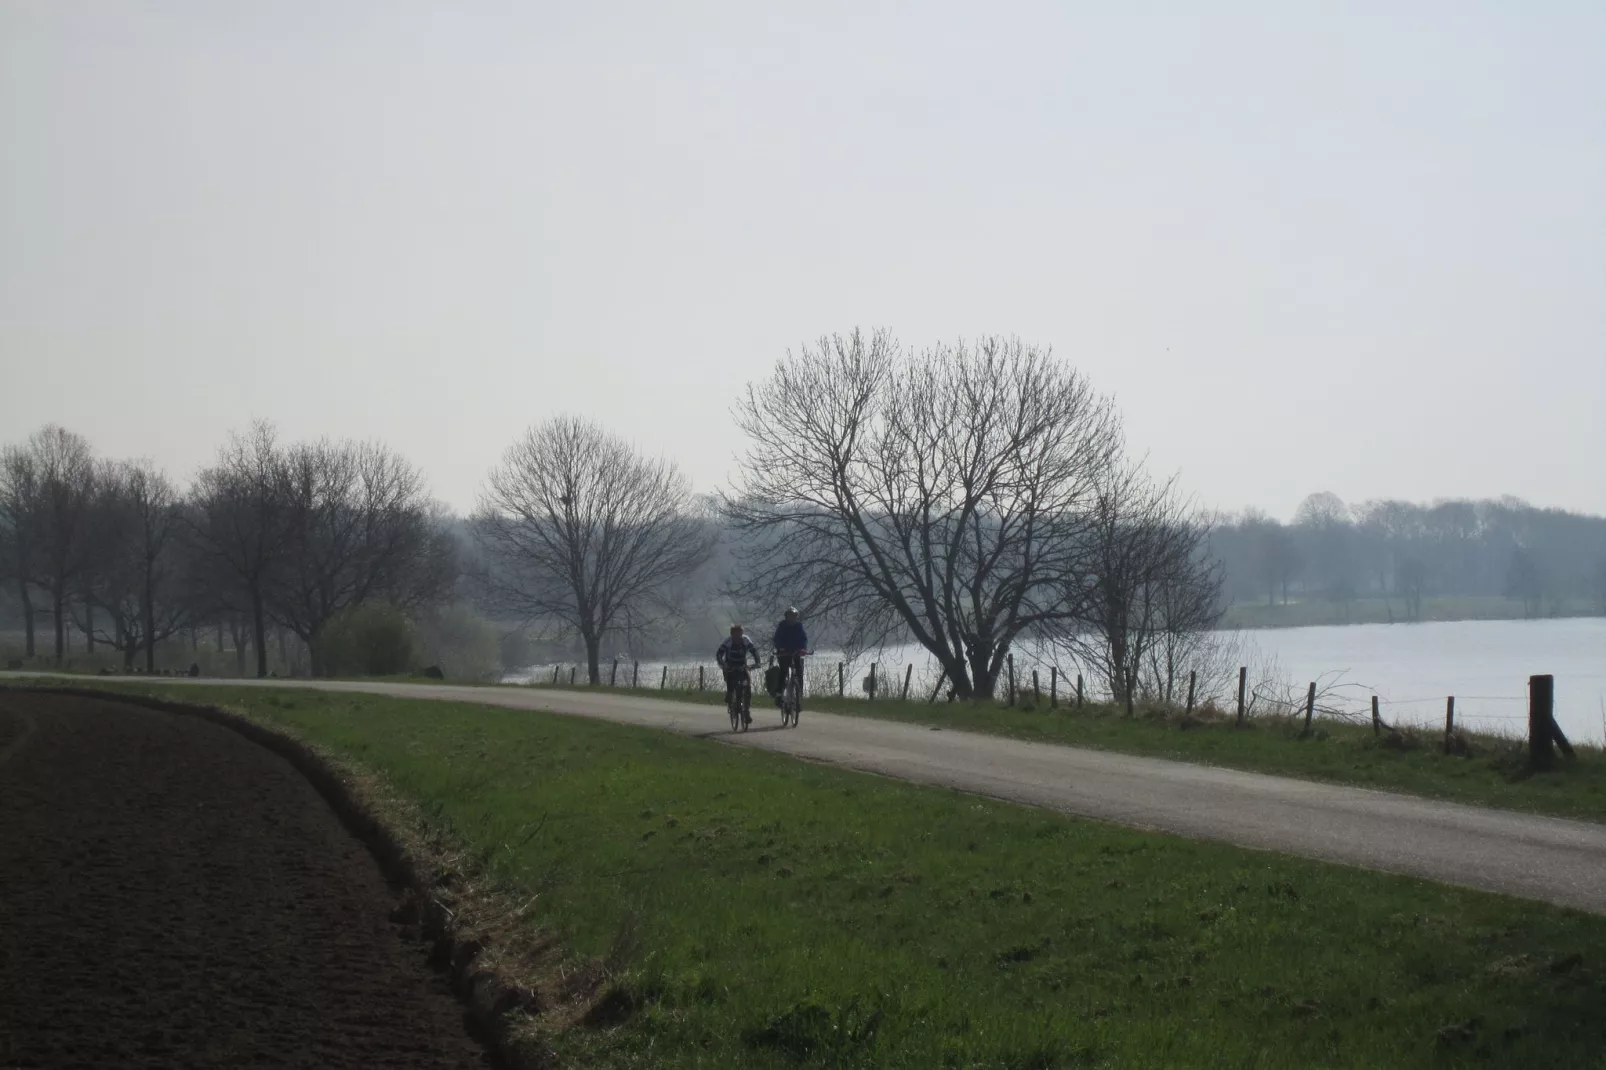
(269, 439), (454, 674)
(79, 461), (188, 671)
(187, 422), (286, 677)
(474, 416), (714, 684)
(724, 330), (1122, 699)
(12, 427), (98, 661)
(1050, 464), (1222, 713)
(0, 445), (41, 657)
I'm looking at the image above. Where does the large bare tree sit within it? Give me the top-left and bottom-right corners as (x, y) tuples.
(187, 422), (286, 677)
(270, 439), (454, 674)
(10, 427), (98, 661)
(79, 460), (189, 671)
(0, 445), (41, 657)
(724, 330), (1122, 699)
(474, 416), (714, 684)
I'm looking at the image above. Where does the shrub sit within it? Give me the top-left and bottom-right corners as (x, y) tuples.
(315, 603), (417, 676)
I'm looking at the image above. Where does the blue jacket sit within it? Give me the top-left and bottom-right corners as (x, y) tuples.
(772, 619), (808, 651)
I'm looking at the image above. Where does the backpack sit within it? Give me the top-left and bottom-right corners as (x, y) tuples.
(764, 664), (785, 696)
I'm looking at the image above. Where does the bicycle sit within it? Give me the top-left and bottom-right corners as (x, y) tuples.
(724, 667), (753, 732)
(774, 649), (811, 728)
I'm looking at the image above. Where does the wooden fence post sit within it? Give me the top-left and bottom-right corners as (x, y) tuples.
(551, 665), (559, 685)
(698, 665), (705, 692)
(1032, 669), (1041, 705)
(1050, 666), (1058, 708)
(1007, 653), (1017, 706)
(901, 663), (912, 701)
(1076, 673), (1084, 708)
(660, 665), (668, 689)
(1371, 695), (1382, 736)
(1444, 696), (1455, 753)
(568, 666), (575, 686)
(1301, 681), (1316, 736)
(838, 662), (845, 697)
(632, 661), (639, 688)
(928, 666), (948, 703)
(1235, 666), (1247, 726)
(868, 663), (877, 700)
(1530, 674), (1554, 771)
(1185, 671), (1196, 716)
(610, 658), (619, 687)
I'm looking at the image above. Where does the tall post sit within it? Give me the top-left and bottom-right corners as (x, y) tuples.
(1302, 681), (1316, 736)
(632, 661), (639, 688)
(660, 665), (668, 690)
(1076, 673), (1084, 708)
(699, 664), (705, 692)
(868, 662), (877, 701)
(1529, 674), (1554, 771)
(551, 665), (560, 685)
(610, 658), (619, 687)
(1371, 695), (1381, 736)
(1444, 696), (1455, 753)
(568, 666), (575, 686)
(838, 662), (845, 697)
(1050, 666), (1058, 708)
(901, 663), (913, 701)
(1007, 653), (1017, 706)
(1185, 671), (1196, 715)
(927, 666), (948, 703)
(1235, 666), (1247, 726)
(1032, 669), (1041, 705)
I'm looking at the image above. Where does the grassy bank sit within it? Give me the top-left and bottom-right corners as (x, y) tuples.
(36, 682), (1606, 1068)
(515, 681), (1606, 825)
(1219, 595), (1603, 630)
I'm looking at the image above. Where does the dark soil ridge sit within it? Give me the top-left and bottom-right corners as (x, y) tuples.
(4, 686), (565, 1070)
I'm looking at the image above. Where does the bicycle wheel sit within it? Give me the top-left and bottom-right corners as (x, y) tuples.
(728, 687), (740, 731)
(739, 678), (751, 731)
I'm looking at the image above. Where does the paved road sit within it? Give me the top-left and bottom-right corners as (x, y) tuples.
(9, 674), (1606, 915)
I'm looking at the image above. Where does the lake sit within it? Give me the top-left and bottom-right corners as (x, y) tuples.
(511, 617), (1606, 745)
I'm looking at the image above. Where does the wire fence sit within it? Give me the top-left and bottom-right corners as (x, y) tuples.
(508, 653), (1603, 746)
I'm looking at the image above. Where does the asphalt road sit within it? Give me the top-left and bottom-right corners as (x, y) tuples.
(9, 674), (1606, 915)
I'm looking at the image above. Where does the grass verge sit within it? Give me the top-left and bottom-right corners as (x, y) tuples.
(30, 681), (1606, 1069)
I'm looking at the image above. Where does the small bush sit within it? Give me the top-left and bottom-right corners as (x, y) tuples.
(315, 603), (417, 676)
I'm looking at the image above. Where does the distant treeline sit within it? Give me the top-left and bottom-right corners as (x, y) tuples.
(1209, 493), (1606, 620)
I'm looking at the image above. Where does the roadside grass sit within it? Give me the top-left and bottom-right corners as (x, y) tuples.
(39, 681), (1606, 1069)
(1219, 595), (1602, 630)
(515, 681), (1606, 825)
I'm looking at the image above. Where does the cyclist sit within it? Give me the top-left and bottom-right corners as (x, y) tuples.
(716, 624), (762, 725)
(770, 607), (809, 706)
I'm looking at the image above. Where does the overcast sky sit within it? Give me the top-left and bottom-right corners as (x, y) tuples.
(3, 1), (1602, 520)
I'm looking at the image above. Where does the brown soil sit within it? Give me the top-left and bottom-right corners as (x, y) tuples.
(0, 691), (493, 1069)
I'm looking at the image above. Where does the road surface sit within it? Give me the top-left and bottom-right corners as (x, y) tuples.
(7, 673), (1605, 915)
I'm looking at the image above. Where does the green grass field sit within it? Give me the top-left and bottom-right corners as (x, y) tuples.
(515, 682), (1606, 825)
(40, 682), (1606, 1069)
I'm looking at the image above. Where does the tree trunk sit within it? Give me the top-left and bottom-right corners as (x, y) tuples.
(584, 634), (601, 685)
(251, 587), (269, 677)
(142, 576), (156, 674)
(53, 588), (65, 662)
(19, 582), (35, 657)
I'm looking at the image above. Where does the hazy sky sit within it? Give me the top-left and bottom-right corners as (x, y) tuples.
(3, 2), (1603, 520)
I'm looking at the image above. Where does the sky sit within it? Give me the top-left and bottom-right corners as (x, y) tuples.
(2, 1), (1603, 521)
